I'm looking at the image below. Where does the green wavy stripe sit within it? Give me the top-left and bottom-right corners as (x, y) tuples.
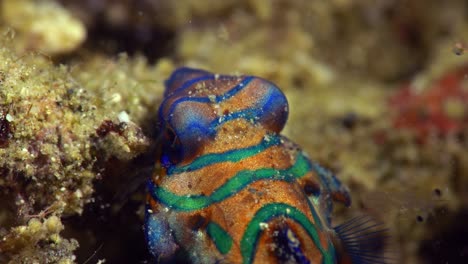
(168, 135), (281, 175)
(240, 203), (334, 264)
(206, 221), (233, 254)
(151, 153), (312, 211)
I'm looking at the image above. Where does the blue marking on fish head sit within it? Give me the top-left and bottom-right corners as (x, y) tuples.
(249, 78), (289, 133)
(159, 68), (289, 165)
(159, 98), (216, 164)
(159, 69), (218, 164)
(164, 67), (212, 97)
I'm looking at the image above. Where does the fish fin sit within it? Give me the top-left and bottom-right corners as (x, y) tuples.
(310, 162), (351, 207)
(334, 216), (393, 264)
(145, 208), (179, 260)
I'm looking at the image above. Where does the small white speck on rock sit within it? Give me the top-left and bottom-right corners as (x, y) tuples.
(118, 111), (130, 123)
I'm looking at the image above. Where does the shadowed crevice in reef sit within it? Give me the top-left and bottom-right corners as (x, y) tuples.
(63, 139), (160, 263)
(83, 14), (175, 63)
(419, 208), (468, 264)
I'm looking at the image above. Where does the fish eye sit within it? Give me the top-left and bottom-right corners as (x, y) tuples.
(161, 126), (183, 165)
(165, 127), (178, 147)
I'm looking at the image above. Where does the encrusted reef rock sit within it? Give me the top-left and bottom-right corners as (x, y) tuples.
(1, 0), (86, 55)
(2, 216), (78, 264)
(60, 0), (467, 83)
(0, 37), (171, 262)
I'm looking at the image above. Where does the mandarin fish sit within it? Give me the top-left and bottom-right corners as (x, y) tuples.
(145, 67), (389, 264)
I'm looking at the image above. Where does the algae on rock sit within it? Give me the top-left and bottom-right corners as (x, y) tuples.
(0, 36), (172, 262)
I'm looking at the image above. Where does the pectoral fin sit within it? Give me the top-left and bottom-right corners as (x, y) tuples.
(333, 216), (393, 264)
(145, 208), (178, 260)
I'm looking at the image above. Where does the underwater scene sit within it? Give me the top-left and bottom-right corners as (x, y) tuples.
(1, 0), (468, 263)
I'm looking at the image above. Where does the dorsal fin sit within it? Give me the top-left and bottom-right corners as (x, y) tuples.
(334, 216), (393, 264)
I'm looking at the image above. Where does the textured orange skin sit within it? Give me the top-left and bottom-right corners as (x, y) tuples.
(149, 119), (335, 263)
(146, 68), (353, 263)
